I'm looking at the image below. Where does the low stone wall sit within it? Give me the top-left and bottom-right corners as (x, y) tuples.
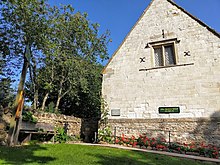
(0, 112), (99, 144)
(0, 118), (7, 145)
(108, 118), (220, 146)
(33, 112), (81, 136)
(0, 109), (8, 145)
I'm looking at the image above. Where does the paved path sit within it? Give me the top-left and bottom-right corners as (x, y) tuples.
(75, 143), (220, 164)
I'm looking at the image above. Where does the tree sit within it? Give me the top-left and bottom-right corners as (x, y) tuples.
(0, 0), (50, 146)
(29, 5), (110, 113)
(1, 0), (110, 146)
(60, 62), (104, 118)
(46, 6), (109, 113)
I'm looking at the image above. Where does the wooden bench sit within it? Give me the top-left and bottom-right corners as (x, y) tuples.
(19, 122), (55, 143)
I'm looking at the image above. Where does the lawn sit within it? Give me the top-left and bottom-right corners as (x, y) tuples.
(0, 144), (216, 165)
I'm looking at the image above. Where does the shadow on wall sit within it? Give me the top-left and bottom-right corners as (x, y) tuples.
(80, 118), (99, 143)
(192, 111), (220, 147)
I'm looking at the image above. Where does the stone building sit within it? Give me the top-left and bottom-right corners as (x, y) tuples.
(102, 0), (220, 144)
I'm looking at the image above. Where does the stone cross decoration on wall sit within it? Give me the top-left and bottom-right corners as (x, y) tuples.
(162, 29), (165, 38)
(184, 51), (191, 56)
(140, 57), (146, 63)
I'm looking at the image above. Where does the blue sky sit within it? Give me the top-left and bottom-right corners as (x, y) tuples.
(48, 0), (220, 61)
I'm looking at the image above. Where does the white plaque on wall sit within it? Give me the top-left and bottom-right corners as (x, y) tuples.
(111, 109), (120, 116)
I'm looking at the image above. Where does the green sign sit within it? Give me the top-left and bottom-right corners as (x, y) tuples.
(159, 107), (180, 114)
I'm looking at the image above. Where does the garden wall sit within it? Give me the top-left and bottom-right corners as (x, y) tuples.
(0, 109), (9, 145)
(33, 112), (98, 142)
(33, 112), (81, 137)
(108, 117), (220, 146)
(0, 118), (7, 145)
(0, 112), (98, 145)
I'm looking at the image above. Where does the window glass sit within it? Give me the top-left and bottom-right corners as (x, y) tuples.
(165, 45), (175, 65)
(154, 47), (163, 66)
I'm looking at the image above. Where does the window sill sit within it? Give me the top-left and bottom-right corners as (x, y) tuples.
(139, 63), (194, 71)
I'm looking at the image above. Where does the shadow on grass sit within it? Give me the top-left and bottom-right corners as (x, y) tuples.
(87, 151), (145, 165)
(0, 144), (55, 165)
(87, 149), (204, 165)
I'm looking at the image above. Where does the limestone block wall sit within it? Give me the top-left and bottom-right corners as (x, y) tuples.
(33, 112), (81, 136)
(0, 111), (98, 144)
(108, 117), (220, 146)
(102, 0), (220, 119)
(0, 110), (9, 145)
(0, 118), (7, 145)
(33, 112), (98, 142)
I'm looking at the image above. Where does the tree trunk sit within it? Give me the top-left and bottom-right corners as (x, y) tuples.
(7, 45), (30, 146)
(41, 64), (54, 111)
(54, 72), (70, 113)
(55, 87), (70, 113)
(32, 57), (38, 110)
(55, 83), (63, 113)
(55, 95), (61, 113)
(55, 73), (65, 113)
(33, 89), (38, 110)
(41, 92), (49, 111)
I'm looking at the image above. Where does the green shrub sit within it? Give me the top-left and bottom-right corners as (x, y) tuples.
(98, 126), (113, 143)
(54, 127), (70, 143)
(45, 102), (55, 113)
(22, 111), (38, 123)
(28, 140), (39, 145)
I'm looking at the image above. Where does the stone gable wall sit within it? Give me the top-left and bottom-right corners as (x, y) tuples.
(102, 0), (220, 119)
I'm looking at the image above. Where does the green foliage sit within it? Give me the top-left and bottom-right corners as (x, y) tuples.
(98, 126), (113, 143)
(0, 56), (15, 108)
(99, 98), (109, 127)
(59, 63), (104, 118)
(22, 111), (38, 123)
(33, 4), (110, 113)
(54, 127), (70, 143)
(28, 140), (39, 145)
(98, 98), (111, 143)
(45, 102), (55, 113)
(0, 77), (14, 108)
(71, 135), (82, 141)
(1, 0), (110, 120)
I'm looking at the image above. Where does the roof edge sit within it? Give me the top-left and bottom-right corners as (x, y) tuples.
(168, 0), (220, 39)
(102, 0), (156, 74)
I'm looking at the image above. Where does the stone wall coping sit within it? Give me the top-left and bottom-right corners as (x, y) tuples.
(33, 112), (81, 120)
(108, 117), (220, 123)
(37, 119), (81, 122)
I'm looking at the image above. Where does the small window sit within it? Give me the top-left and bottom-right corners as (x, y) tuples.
(154, 44), (176, 67)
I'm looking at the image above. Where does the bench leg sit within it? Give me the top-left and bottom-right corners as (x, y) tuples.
(22, 133), (32, 143)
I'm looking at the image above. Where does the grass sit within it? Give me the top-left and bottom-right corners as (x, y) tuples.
(0, 144), (216, 165)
